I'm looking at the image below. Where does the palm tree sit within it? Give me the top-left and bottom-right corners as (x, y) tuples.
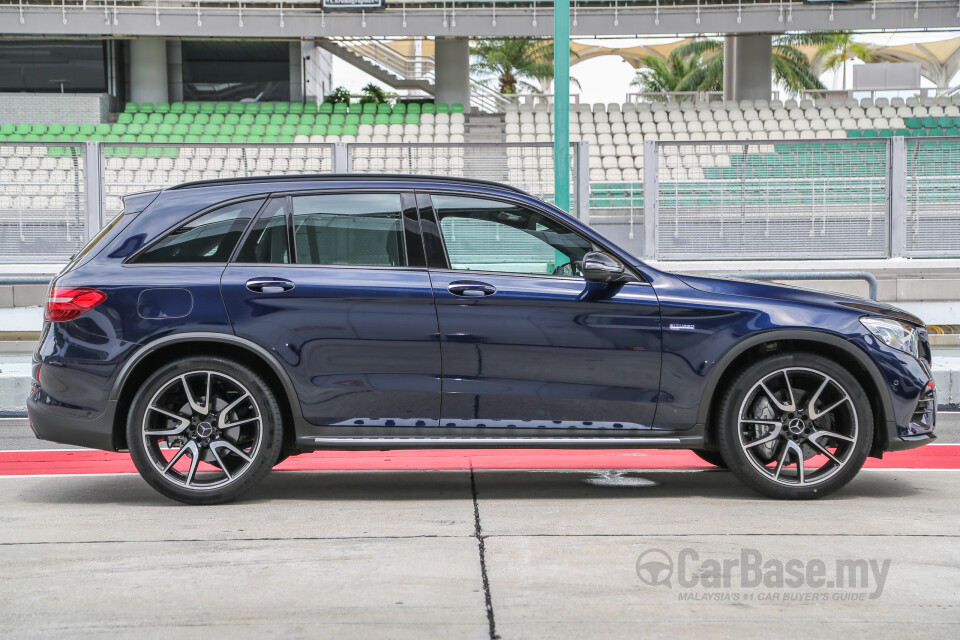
(638, 34), (829, 97)
(631, 50), (720, 98)
(471, 39), (578, 94)
(813, 32), (874, 90)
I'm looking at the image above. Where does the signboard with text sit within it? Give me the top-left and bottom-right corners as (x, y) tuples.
(321, 0), (386, 10)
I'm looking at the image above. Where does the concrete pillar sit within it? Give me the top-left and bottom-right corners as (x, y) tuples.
(129, 38), (169, 104)
(289, 41), (303, 103)
(166, 40), (183, 103)
(303, 41), (332, 104)
(434, 37), (470, 111)
(723, 34), (772, 102)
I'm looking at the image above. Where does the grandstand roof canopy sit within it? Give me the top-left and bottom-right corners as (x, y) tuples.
(868, 36), (960, 87)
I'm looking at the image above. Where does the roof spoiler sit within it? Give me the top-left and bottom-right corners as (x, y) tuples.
(122, 190), (162, 216)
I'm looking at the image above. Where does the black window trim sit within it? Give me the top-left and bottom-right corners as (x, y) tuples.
(417, 189), (648, 284)
(227, 195), (290, 265)
(124, 195), (268, 266)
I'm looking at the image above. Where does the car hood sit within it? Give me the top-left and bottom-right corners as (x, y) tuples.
(675, 273), (924, 326)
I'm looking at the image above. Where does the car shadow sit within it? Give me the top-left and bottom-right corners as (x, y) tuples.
(16, 467), (924, 506)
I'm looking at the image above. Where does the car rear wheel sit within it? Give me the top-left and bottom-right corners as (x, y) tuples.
(717, 353), (873, 499)
(127, 356), (283, 504)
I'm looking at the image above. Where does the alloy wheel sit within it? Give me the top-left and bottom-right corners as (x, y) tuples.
(737, 367), (859, 487)
(140, 370), (264, 491)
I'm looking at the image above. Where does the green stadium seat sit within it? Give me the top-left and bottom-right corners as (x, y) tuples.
(265, 124), (281, 136)
(921, 117), (937, 128)
(104, 134), (119, 143)
(275, 102), (289, 114)
(48, 124), (64, 135)
(214, 103), (229, 114)
(173, 124), (188, 135)
(422, 103), (436, 114)
(269, 113), (284, 125)
(912, 128), (928, 136)
(938, 117), (953, 128)
(451, 103), (464, 113)
(200, 134), (216, 143)
(388, 113), (403, 124)
(199, 103), (215, 114)
(377, 103), (391, 114)
(333, 103), (348, 113)
(280, 124), (296, 136)
(230, 134), (245, 143)
(235, 124), (251, 136)
(7, 133), (22, 141)
(311, 124), (327, 136)
(301, 114), (316, 125)
(79, 124), (96, 135)
(127, 123), (143, 135)
(290, 103), (304, 114)
(360, 114), (374, 125)
(220, 124), (235, 136)
(929, 128), (945, 136)
(285, 114), (300, 124)
(296, 124), (311, 136)
(148, 113), (163, 124)
(879, 129), (894, 137)
(278, 135), (295, 143)
(315, 114), (331, 125)
(896, 129), (911, 136)
(262, 134), (278, 143)
(134, 134), (150, 142)
(153, 134), (169, 143)
(132, 113), (147, 124)
(246, 134), (263, 143)
(345, 114), (360, 125)
(209, 113), (225, 125)
(24, 133), (40, 142)
(56, 134), (72, 142)
(223, 113), (240, 125)
(436, 103), (449, 114)
(304, 103), (318, 114)
(863, 130), (879, 138)
(185, 134), (201, 143)
(947, 128), (960, 136)
(171, 102), (185, 113)
(156, 103), (170, 113)
(251, 124), (266, 136)
(0, 124), (13, 135)
(260, 103), (275, 114)
(407, 103), (421, 114)
(348, 103), (362, 114)
(169, 134), (185, 143)
(362, 103), (376, 114)
(318, 103), (333, 113)
(124, 102), (138, 113)
(14, 123), (30, 135)
(185, 102), (200, 114)
(214, 134), (230, 143)
(158, 124), (174, 135)
(163, 113), (178, 124)
(330, 113), (346, 125)
(203, 124), (219, 135)
(342, 124), (358, 137)
(30, 124), (47, 135)
(243, 102), (259, 113)
(252, 113), (268, 125)
(187, 124), (203, 136)
(374, 113), (390, 124)
(118, 113), (133, 125)
(239, 114), (254, 125)
(177, 113), (193, 125)
(194, 113), (210, 125)
(140, 103), (155, 114)
(327, 124), (343, 136)
(393, 103), (407, 114)
(229, 103), (244, 114)
(405, 114), (420, 125)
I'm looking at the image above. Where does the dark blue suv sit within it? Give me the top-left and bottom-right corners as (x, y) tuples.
(28, 175), (936, 503)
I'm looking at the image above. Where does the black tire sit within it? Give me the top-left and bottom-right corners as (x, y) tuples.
(127, 356), (283, 505)
(691, 449), (728, 468)
(717, 353), (873, 500)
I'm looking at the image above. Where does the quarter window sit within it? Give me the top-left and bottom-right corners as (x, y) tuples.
(134, 199), (261, 263)
(432, 195), (592, 276)
(292, 193), (405, 267)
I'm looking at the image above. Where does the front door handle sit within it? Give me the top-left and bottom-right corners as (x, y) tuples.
(246, 277), (295, 294)
(447, 281), (496, 297)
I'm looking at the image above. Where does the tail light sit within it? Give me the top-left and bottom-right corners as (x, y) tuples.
(44, 287), (107, 322)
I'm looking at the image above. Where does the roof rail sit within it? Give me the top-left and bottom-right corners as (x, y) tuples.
(166, 173), (531, 196)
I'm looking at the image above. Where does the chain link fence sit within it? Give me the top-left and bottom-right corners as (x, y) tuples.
(652, 140), (890, 260)
(101, 143), (335, 221)
(0, 143), (86, 262)
(347, 143), (582, 219)
(905, 138), (960, 257)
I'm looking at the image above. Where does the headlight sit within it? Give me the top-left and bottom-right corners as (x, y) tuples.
(860, 316), (920, 358)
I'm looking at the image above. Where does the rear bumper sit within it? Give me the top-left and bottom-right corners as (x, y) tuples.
(27, 395), (118, 452)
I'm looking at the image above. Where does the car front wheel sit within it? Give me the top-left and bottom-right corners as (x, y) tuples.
(127, 356), (283, 504)
(717, 353), (873, 499)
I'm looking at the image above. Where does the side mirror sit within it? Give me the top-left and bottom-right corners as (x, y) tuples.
(583, 251), (630, 283)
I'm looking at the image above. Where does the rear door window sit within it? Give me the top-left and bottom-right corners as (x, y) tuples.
(291, 193), (405, 267)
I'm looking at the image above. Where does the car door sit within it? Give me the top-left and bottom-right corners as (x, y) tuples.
(221, 190), (442, 428)
(420, 192), (662, 431)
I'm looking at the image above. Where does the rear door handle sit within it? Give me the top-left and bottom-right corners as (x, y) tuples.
(246, 277), (295, 294)
(447, 281), (496, 297)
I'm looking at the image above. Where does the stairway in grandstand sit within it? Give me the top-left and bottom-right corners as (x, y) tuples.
(463, 112), (508, 182)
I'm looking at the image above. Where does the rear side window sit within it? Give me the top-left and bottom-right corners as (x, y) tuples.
(235, 198), (289, 264)
(134, 199), (262, 264)
(292, 193), (405, 267)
